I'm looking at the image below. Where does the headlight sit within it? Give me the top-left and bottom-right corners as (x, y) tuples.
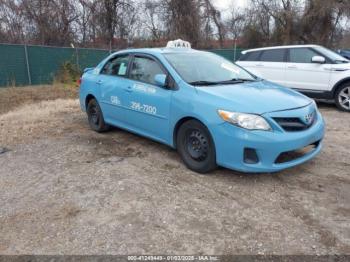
(218, 110), (272, 131)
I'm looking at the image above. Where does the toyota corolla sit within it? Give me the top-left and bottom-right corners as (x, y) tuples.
(79, 40), (325, 174)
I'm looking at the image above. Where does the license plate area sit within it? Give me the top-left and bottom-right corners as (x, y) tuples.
(275, 140), (320, 164)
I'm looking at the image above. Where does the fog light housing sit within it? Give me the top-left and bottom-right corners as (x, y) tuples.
(244, 148), (259, 164)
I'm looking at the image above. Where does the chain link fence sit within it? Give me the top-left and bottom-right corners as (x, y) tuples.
(0, 43), (244, 87)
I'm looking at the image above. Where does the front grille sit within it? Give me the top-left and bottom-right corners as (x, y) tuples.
(275, 141), (320, 164)
(273, 116), (316, 132)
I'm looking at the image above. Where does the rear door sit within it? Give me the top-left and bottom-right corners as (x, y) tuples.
(257, 48), (287, 86)
(123, 54), (173, 143)
(236, 51), (263, 77)
(285, 47), (331, 91)
(98, 54), (133, 125)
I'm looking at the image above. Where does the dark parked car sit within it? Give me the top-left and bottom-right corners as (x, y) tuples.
(338, 49), (350, 60)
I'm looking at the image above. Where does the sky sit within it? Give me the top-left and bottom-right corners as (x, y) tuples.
(213, 0), (248, 18)
(213, 0), (248, 10)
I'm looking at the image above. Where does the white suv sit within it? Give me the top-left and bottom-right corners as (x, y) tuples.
(236, 45), (350, 111)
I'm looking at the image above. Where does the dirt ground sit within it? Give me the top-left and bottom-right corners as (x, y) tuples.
(0, 93), (349, 255)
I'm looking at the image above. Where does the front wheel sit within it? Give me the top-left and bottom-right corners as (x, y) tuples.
(335, 84), (350, 112)
(87, 99), (110, 132)
(176, 120), (217, 174)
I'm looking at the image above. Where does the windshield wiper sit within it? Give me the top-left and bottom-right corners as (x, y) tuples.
(189, 78), (256, 86)
(216, 78), (244, 84)
(236, 78), (258, 82)
(188, 80), (221, 86)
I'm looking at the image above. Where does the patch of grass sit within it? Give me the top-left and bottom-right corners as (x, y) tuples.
(0, 99), (80, 146)
(0, 84), (78, 115)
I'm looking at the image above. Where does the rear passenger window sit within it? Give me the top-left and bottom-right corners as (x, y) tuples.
(239, 51), (261, 61)
(101, 55), (129, 76)
(289, 48), (319, 63)
(260, 49), (285, 62)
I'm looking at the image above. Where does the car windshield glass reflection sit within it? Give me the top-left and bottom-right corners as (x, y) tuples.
(315, 46), (349, 64)
(165, 52), (257, 85)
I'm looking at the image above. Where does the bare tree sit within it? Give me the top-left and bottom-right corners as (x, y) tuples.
(201, 0), (226, 47)
(143, 0), (164, 40)
(0, 0), (25, 43)
(248, 0), (300, 45)
(162, 0), (201, 47)
(226, 8), (245, 41)
(300, 0), (349, 46)
(20, 0), (78, 46)
(75, 0), (97, 45)
(0, 0), (349, 49)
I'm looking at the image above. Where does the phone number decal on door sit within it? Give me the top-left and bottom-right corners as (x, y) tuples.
(131, 101), (157, 115)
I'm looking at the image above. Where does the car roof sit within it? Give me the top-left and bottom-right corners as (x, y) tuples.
(241, 45), (322, 54)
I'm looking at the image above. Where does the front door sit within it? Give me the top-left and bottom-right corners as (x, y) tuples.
(285, 48), (331, 92)
(124, 55), (172, 143)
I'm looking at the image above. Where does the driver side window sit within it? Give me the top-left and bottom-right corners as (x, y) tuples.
(129, 56), (165, 85)
(101, 55), (129, 77)
(289, 48), (319, 63)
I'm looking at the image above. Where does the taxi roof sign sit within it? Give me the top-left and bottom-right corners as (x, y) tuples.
(166, 39), (191, 49)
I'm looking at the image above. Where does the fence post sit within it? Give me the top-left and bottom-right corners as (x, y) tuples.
(75, 47), (79, 70)
(24, 44), (32, 85)
(233, 39), (237, 62)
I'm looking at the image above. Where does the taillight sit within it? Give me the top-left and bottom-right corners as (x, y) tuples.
(77, 77), (82, 86)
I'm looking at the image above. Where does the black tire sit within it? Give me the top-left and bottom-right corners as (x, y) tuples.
(87, 99), (110, 132)
(335, 83), (350, 112)
(176, 120), (217, 174)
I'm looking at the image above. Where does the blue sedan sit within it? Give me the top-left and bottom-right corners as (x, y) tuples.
(79, 41), (325, 173)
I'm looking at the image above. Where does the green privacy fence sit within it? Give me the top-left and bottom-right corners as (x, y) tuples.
(0, 44), (110, 87)
(0, 43), (244, 87)
(210, 48), (245, 62)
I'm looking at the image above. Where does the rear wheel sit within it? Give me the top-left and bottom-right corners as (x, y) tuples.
(87, 99), (110, 132)
(176, 120), (217, 174)
(335, 84), (350, 112)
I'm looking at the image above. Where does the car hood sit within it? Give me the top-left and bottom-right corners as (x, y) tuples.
(195, 80), (312, 115)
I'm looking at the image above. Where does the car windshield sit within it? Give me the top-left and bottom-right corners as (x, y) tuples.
(164, 51), (257, 85)
(314, 46), (349, 64)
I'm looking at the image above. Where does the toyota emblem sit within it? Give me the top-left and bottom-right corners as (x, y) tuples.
(305, 112), (314, 125)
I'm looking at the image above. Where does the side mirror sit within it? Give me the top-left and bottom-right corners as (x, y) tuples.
(311, 56), (326, 64)
(154, 74), (167, 87)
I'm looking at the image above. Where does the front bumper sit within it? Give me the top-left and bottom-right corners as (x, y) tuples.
(212, 110), (325, 173)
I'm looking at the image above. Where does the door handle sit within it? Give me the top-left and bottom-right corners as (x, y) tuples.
(287, 65), (297, 69)
(255, 63), (264, 67)
(96, 80), (103, 85)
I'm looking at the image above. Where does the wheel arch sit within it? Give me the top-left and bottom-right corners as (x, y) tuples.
(85, 94), (96, 110)
(331, 77), (350, 98)
(172, 116), (211, 149)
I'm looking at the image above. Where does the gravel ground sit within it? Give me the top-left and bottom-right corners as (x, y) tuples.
(0, 99), (349, 255)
